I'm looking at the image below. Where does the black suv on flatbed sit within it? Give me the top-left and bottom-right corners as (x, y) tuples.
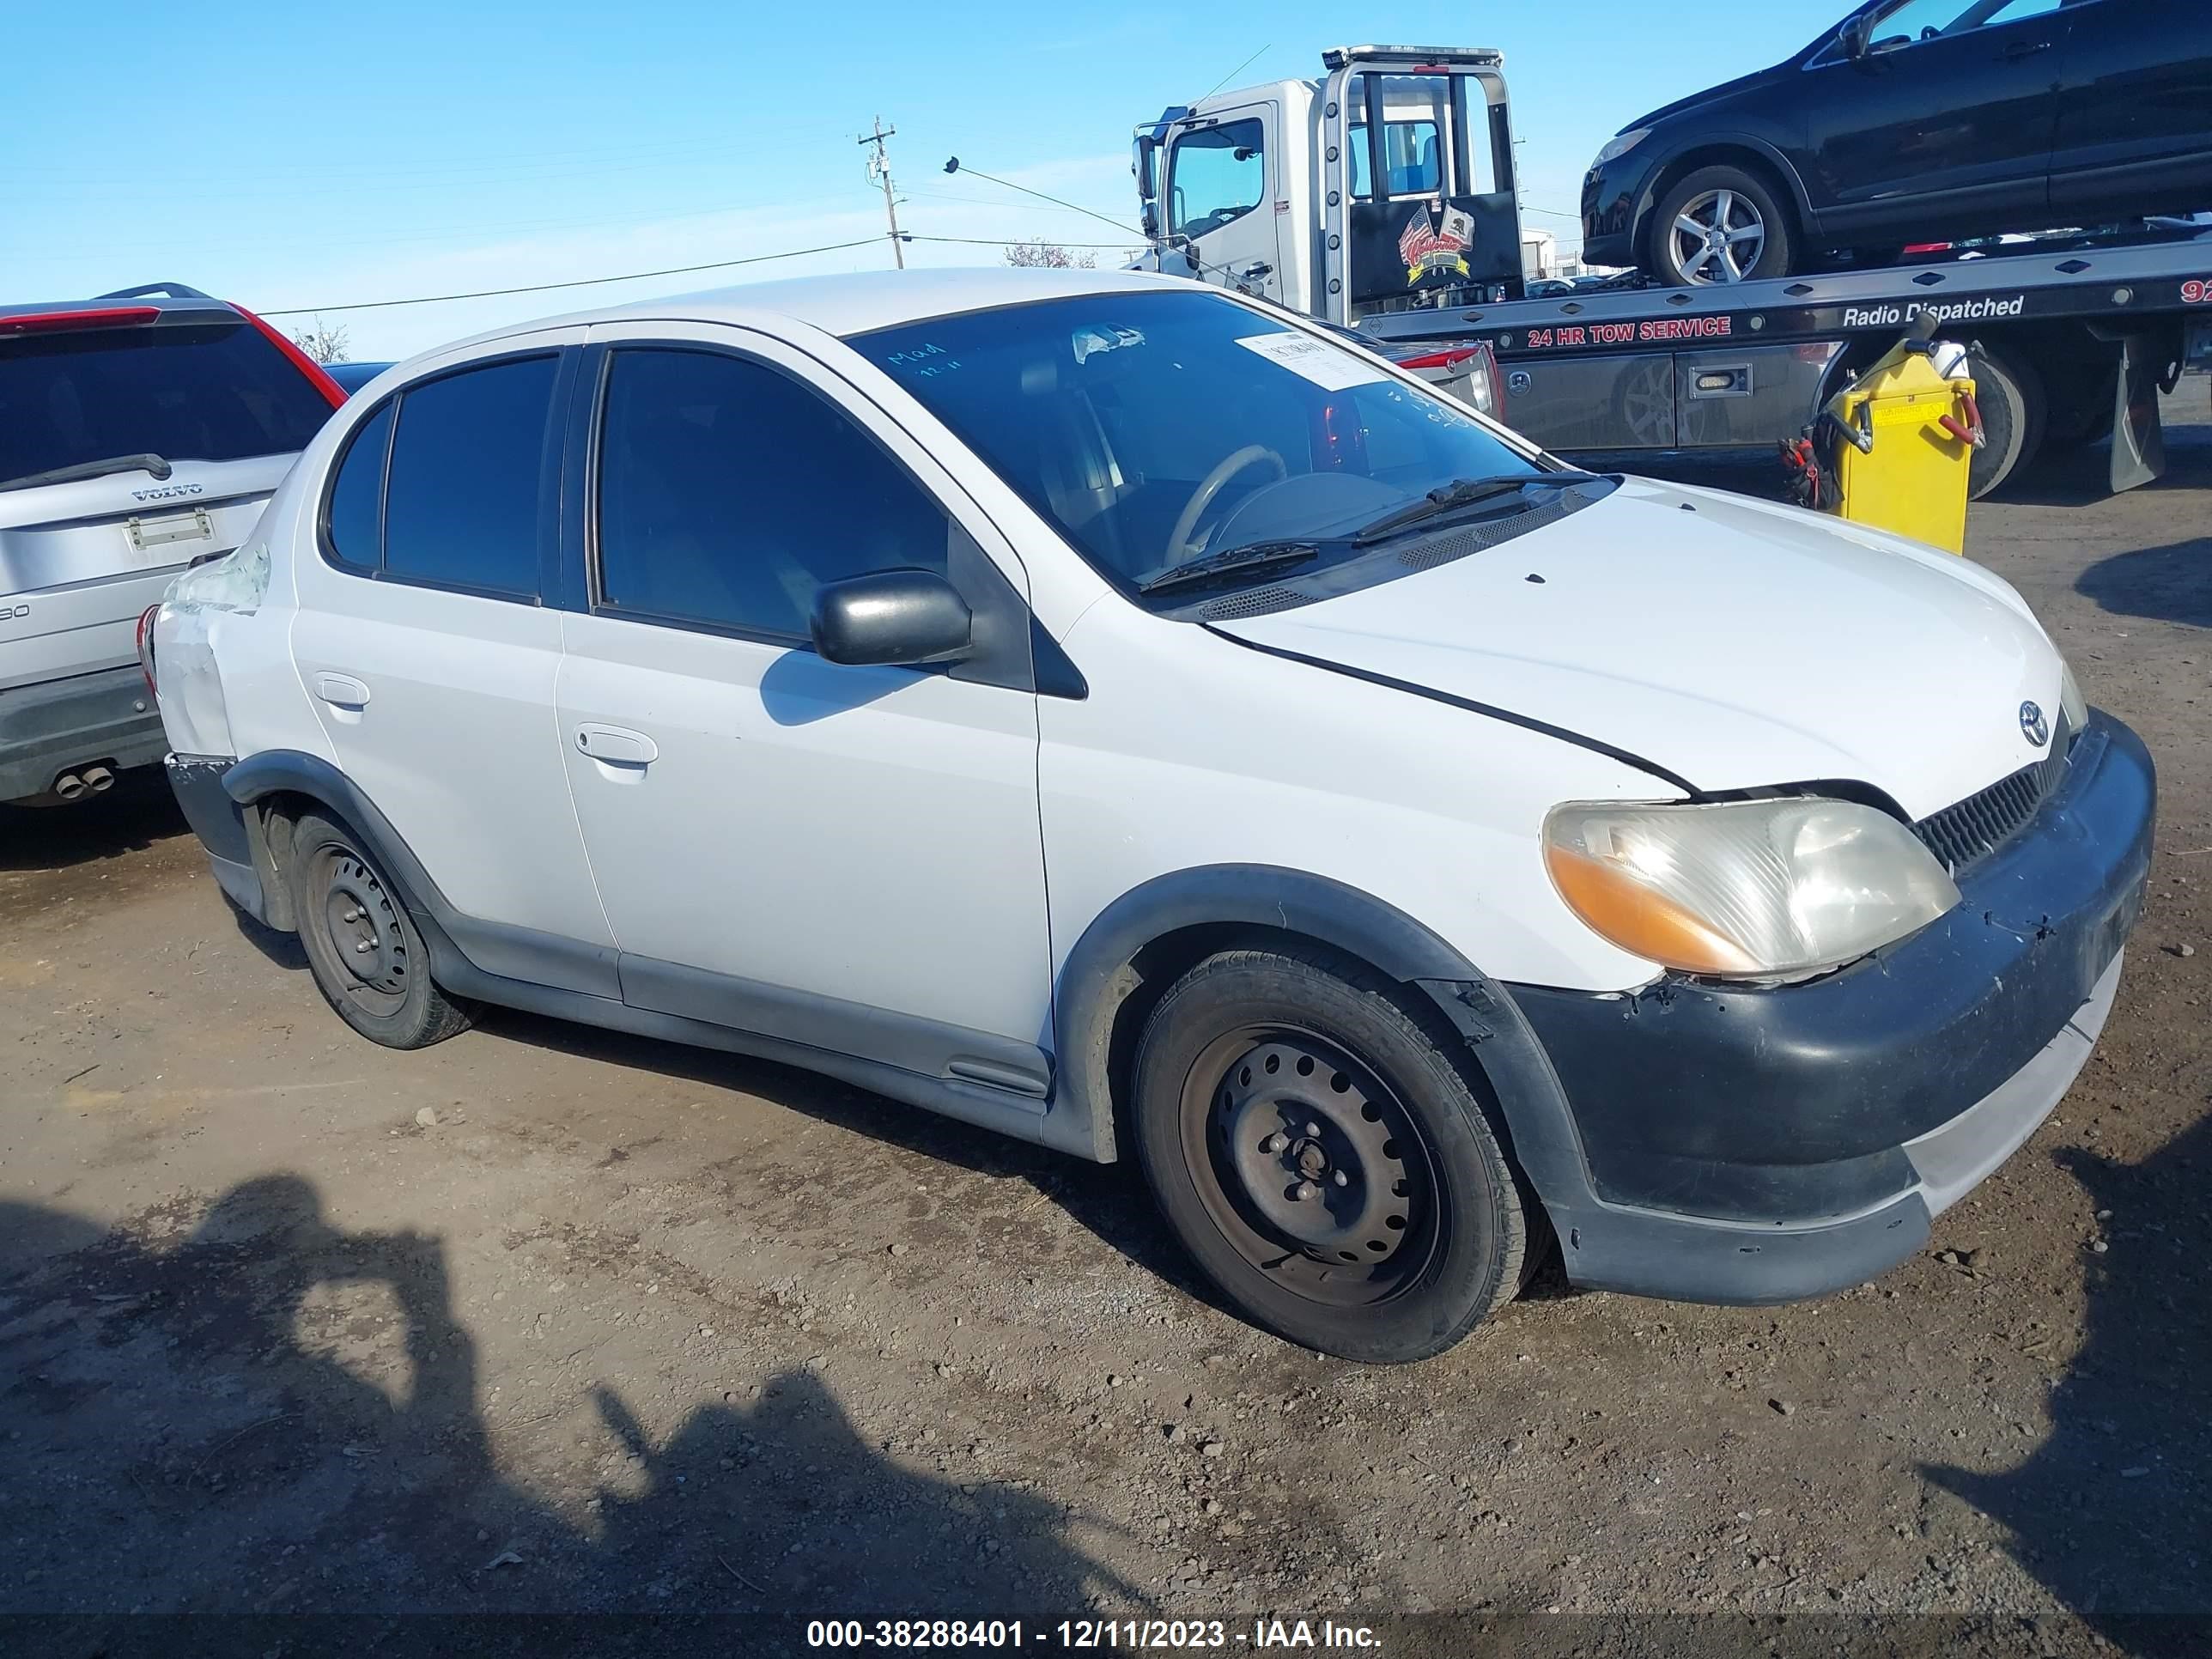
(1582, 0), (2212, 284)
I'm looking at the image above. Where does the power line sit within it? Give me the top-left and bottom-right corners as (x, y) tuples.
(1197, 42), (1271, 103)
(257, 229), (1158, 317)
(911, 234), (1140, 252)
(258, 239), (886, 316)
(939, 159), (1147, 241)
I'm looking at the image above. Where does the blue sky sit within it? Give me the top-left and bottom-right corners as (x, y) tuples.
(4, 2), (1824, 361)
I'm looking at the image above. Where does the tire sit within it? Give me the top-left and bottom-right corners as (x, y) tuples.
(1963, 344), (2045, 500)
(289, 811), (472, 1049)
(1649, 164), (1796, 286)
(2040, 362), (2118, 453)
(1130, 945), (1528, 1364)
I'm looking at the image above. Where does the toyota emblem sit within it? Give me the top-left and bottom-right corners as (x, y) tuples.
(2020, 700), (2050, 747)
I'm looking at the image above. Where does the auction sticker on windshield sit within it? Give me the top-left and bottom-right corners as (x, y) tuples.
(1234, 331), (1389, 391)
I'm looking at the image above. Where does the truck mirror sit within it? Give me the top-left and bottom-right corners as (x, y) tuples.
(1141, 204), (1159, 240)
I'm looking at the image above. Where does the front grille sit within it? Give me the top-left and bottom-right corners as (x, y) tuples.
(1913, 716), (2074, 874)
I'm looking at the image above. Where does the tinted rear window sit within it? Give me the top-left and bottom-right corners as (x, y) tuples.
(325, 400), (394, 570)
(0, 321), (334, 487)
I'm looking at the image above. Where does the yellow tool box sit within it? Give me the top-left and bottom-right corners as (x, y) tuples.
(1783, 314), (1984, 555)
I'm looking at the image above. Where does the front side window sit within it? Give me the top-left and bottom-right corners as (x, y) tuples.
(852, 291), (1545, 601)
(379, 355), (557, 596)
(593, 347), (951, 641)
(1168, 118), (1266, 240)
(1868, 0), (2058, 48)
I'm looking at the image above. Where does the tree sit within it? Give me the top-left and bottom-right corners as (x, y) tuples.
(290, 317), (349, 365)
(1003, 240), (1096, 270)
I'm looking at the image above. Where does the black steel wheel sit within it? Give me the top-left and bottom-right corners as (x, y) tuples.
(1188, 1027), (1440, 1306)
(1133, 945), (1529, 1363)
(289, 811), (472, 1048)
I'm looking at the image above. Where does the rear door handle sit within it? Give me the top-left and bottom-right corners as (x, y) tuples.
(313, 672), (371, 709)
(575, 723), (658, 766)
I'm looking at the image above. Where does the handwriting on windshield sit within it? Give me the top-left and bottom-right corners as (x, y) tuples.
(880, 343), (963, 379)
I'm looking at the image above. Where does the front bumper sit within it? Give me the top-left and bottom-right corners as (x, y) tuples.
(0, 665), (167, 803)
(1580, 154), (1661, 270)
(1505, 710), (2154, 1304)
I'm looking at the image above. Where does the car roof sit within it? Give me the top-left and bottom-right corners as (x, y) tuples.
(439, 265), (1187, 357)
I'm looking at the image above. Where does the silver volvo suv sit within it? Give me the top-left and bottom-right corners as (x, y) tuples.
(0, 283), (343, 805)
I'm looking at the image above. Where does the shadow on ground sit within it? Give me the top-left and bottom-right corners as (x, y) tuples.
(472, 1002), (1226, 1313)
(2075, 537), (2212, 629)
(222, 886), (1234, 1328)
(0, 1176), (1138, 1651)
(1925, 1111), (2212, 1659)
(0, 768), (185, 872)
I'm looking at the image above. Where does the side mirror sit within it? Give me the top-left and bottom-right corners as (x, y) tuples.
(811, 569), (973, 668)
(1140, 203), (1160, 241)
(1840, 11), (1874, 58)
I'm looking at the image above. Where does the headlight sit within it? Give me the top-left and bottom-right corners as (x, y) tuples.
(1543, 798), (1961, 980)
(1589, 129), (1651, 170)
(2059, 659), (2087, 735)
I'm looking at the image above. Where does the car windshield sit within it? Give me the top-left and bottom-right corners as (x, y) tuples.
(849, 290), (1542, 599)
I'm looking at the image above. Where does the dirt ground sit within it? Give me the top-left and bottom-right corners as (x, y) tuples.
(3, 389), (2208, 1659)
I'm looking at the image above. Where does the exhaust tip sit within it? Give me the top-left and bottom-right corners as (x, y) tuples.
(52, 773), (88, 801)
(82, 765), (115, 793)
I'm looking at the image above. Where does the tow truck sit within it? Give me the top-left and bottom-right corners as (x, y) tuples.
(1131, 44), (2212, 497)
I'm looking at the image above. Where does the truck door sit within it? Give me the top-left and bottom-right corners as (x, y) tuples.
(1164, 106), (1285, 306)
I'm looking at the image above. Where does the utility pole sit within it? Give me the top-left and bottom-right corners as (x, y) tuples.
(860, 116), (905, 269)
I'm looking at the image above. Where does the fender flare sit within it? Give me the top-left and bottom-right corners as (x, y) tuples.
(1635, 135), (1817, 252)
(222, 749), (618, 998)
(1045, 863), (1593, 1218)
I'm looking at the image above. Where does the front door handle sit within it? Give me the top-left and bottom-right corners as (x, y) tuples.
(575, 723), (658, 766)
(313, 672), (371, 709)
(2002, 37), (2051, 58)
(1239, 262), (1273, 279)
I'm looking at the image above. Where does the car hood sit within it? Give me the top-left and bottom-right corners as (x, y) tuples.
(1624, 60), (1791, 131)
(1210, 477), (2064, 821)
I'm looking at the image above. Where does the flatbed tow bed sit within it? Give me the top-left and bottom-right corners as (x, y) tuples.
(1358, 223), (2212, 498)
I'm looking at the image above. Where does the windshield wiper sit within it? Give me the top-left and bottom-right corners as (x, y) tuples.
(1351, 471), (1599, 544)
(1137, 540), (1323, 598)
(0, 453), (173, 494)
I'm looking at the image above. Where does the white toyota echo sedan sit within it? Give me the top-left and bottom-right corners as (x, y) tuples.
(149, 268), (2154, 1363)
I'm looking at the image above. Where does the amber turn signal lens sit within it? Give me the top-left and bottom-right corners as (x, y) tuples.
(1542, 842), (1759, 976)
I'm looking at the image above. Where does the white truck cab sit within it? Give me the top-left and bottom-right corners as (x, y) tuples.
(1133, 46), (1524, 325)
